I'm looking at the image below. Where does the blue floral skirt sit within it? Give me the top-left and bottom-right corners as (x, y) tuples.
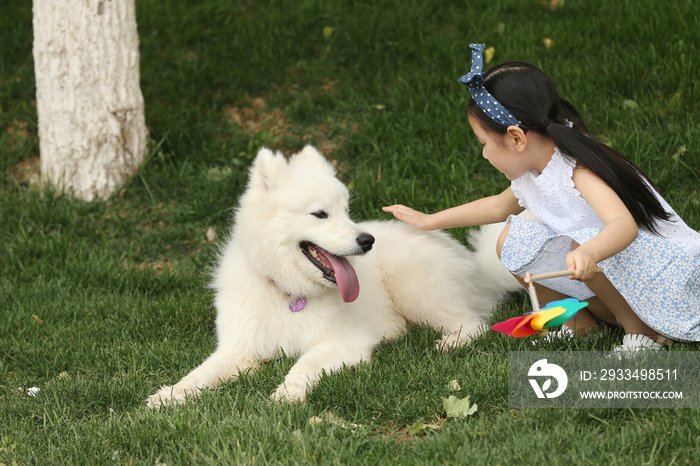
(500, 216), (700, 342)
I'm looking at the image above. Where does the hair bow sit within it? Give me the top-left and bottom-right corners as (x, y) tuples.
(458, 43), (521, 127)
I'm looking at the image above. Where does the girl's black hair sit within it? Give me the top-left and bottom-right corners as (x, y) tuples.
(467, 61), (671, 234)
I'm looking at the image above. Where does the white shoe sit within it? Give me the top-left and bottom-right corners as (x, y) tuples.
(532, 325), (575, 346)
(609, 334), (662, 360)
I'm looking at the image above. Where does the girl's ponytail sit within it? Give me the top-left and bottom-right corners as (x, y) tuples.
(545, 123), (671, 234)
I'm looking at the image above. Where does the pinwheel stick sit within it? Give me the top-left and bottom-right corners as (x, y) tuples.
(523, 267), (604, 284)
(524, 275), (540, 313)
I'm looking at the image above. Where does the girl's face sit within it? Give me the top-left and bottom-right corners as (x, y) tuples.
(468, 114), (533, 181)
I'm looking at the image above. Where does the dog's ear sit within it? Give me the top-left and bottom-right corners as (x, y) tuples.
(248, 147), (287, 191)
(289, 145), (336, 177)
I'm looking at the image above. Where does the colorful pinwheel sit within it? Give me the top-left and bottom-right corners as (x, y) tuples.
(490, 268), (603, 338)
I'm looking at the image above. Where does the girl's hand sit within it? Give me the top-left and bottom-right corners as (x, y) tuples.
(565, 249), (599, 281)
(382, 205), (434, 231)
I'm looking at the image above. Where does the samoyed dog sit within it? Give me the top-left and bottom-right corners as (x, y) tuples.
(147, 146), (519, 407)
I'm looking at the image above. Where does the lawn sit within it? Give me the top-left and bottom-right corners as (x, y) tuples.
(2, 0), (700, 464)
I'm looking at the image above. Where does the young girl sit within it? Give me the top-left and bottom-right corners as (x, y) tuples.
(383, 43), (700, 354)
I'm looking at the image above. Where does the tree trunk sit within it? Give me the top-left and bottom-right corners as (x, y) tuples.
(32, 0), (148, 201)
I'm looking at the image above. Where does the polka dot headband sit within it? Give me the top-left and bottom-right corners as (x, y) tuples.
(458, 43), (522, 127)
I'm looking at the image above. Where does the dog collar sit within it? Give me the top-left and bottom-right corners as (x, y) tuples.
(269, 278), (307, 312)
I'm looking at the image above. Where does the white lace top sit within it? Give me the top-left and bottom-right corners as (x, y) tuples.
(510, 147), (700, 257)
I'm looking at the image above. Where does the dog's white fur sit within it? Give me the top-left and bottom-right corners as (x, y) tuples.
(147, 146), (520, 407)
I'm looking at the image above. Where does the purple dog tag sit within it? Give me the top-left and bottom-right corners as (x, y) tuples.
(289, 297), (307, 312)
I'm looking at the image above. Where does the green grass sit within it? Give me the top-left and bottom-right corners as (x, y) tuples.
(2, 0), (700, 464)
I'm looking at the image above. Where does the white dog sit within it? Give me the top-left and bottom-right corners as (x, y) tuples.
(147, 146), (519, 407)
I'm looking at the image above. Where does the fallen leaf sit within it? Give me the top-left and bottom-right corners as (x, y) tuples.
(442, 395), (478, 418)
(32, 315), (43, 324)
(325, 412), (361, 430)
(543, 38), (554, 49)
(542, 0), (564, 11)
(323, 26), (335, 39)
(672, 145), (687, 162)
(622, 99), (639, 110)
(409, 421), (439, 436)
(308, 412), (362, 431)
(205, 166), (233, 182)
(447, 379), (461, 391)
(484, 47), (495, 64)
(206, 226), (216, 242)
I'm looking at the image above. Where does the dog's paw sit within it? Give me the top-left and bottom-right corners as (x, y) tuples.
(146, 384), (201, 409)
(271, 380), (308, 403)
(435, 332), (471, 352)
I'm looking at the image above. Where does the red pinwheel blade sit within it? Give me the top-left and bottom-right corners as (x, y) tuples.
(491, 314), (539, 338)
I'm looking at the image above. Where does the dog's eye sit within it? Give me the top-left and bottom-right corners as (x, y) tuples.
(311, 211), (328, 219)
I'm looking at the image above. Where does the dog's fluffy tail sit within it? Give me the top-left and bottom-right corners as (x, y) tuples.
(468, 221), (522, 298)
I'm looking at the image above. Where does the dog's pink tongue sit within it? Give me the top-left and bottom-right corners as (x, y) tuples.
(324, 254), (360, 303)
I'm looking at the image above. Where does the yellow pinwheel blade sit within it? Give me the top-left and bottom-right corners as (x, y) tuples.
(530, 306), (566, 331)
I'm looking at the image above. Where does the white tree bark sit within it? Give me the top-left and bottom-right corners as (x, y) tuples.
(32, 0), (148, 201)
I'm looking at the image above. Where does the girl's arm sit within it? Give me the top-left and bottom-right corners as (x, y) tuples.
(382, 187), (524, 231)
(568, 167), (639, 280)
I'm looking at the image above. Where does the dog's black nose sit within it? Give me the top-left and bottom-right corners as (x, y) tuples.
(356, 233), (375, 252)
